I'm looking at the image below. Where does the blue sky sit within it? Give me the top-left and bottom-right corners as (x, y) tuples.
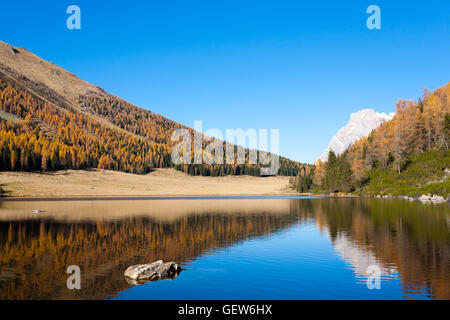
(1, 1), (449, 163)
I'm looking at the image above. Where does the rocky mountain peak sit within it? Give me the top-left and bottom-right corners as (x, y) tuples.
(319, 109), (394, 162)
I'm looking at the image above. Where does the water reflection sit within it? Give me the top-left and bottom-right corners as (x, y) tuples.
(332, 234), (399, 282)
(0, 198), (448, 299)
(296, 198), (449, 299)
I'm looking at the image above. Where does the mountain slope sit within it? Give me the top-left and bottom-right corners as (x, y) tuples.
(0, 41), (103, 102)
(0, 41), (303, 176)
(0, 41), (186, 144)
(319, 109), (394, 162)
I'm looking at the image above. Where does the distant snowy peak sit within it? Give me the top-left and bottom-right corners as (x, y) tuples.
(319, 109), (394, 162)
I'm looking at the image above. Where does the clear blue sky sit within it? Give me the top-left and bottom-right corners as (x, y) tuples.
(1, 1), (449, 163)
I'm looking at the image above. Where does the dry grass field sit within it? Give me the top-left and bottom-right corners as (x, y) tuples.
(0, 168), (295, 198)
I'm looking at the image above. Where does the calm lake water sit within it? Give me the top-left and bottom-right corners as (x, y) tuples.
(0, 197), (448, 300)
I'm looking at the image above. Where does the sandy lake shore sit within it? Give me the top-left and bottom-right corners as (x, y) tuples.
(0, 168), (297, 198)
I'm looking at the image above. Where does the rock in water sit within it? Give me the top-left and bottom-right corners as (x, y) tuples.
(124, 260), (182, 282)
(418, 194), (447, 204)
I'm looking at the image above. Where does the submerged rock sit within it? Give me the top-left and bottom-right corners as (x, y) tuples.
(124, 260), (182, 282)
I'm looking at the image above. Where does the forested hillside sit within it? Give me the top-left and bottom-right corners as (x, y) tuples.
(0, 41), (303, 176)
(293, 82), (450, 196)
(0, 79), (170, 173)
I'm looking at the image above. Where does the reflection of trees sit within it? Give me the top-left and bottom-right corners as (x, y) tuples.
(297, 198), (450, 300)
(0, 198), (448, 300)
(0, 210), (299, 300)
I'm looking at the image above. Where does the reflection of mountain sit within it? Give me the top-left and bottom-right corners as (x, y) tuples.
(0, 198), (448, 300)
(332, 234), (398, 280)
(298, 198), (450, 300)
(0, 198), (292, 222)
(0, 199), (300, 300)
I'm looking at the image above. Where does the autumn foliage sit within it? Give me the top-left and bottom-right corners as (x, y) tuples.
(293, 82), (450, 194)
(0, 79), (302, 176)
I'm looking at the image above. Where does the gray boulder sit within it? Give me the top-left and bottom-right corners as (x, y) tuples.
(430, 195), (446, 204)
(124, 260), (182, 282)
(418, 194), (447, 204)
